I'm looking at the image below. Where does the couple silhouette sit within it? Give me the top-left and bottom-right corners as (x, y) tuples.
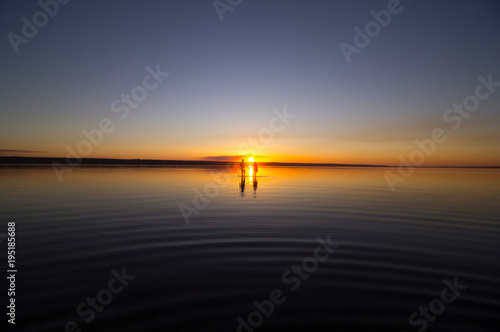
(239, 158), (258, 178)
(239, 158), (258, 195)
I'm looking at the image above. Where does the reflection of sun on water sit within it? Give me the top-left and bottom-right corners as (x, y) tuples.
(248, 157), (254, 183)
(248, 164), (253, 183)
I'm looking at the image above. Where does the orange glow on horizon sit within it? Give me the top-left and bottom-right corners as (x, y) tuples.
(3, 139), (500, 167)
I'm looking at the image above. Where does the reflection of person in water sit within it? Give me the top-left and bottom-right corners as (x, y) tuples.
(239, 175), (245, 197)
(253, 174), (258, 192)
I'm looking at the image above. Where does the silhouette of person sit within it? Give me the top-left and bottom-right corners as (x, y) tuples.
(239, 159), (246, 177)
(252, 161), (258, 179)
(252, 161), (258, 195)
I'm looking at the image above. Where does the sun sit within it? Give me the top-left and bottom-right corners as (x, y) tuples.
(248, 157), (255, 162)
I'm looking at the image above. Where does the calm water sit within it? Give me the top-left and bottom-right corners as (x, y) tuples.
(1, 166), (499, 332)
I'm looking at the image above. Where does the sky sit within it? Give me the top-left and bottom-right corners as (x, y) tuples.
(1, 0), (499, 166)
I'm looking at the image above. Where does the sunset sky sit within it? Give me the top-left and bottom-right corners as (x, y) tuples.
(1, 0), (500, 166)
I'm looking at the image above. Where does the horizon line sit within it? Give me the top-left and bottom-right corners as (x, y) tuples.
(1, 156), (500, 168)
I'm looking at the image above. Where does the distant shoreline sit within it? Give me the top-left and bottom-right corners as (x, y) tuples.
(1, 156), (499, 168)
(0, 156), (385, 168)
